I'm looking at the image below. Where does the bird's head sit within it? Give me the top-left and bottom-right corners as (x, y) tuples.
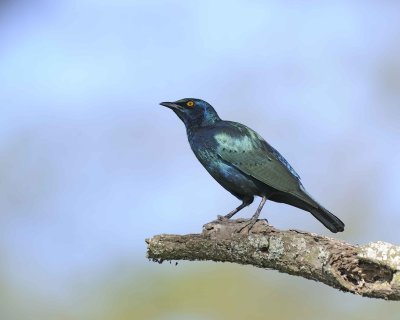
(160, 98), (221, 128)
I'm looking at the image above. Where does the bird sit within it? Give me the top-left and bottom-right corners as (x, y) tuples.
(160, 98), (344, 233)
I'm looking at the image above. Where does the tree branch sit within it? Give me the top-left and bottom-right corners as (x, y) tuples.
(146, 219), (400, 301)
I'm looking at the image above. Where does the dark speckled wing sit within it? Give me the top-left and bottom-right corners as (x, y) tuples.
(219, 147), (299, 192)
(215, 122), (310, 202)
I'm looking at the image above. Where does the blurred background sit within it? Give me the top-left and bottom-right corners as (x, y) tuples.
(0, 0), (400, 319)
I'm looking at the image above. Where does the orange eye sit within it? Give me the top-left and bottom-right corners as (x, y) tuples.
(186, 101), (194, 107)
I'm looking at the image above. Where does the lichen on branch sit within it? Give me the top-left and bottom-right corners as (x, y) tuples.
(146, 219), (400, 301)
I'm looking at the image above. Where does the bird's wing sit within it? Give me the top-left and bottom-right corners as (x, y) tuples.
(215, 124), (302, 194)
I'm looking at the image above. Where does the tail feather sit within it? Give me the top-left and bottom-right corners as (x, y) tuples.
(271, 188), (345, 233)
(308, 206), (344, 233)
(293, 187), (345, 233)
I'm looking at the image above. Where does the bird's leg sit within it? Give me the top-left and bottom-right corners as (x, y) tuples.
(218, 202), (247, 220)
(218, 197), (253, 221)
(239, 195), (268, 232)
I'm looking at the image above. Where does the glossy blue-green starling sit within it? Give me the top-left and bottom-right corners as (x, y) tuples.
(160, 98), (344, 233)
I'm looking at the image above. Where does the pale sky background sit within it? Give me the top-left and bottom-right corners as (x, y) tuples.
(0, 0), (400, 318)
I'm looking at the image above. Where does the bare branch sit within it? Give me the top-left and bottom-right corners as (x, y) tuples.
(146, 219), (400, 301)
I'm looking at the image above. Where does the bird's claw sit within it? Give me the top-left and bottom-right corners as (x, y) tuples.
(238, 218), (258, 234)
(217, 215), (229, 221)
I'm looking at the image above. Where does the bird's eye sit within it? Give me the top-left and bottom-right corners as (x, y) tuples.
(186, 101), (194, 108)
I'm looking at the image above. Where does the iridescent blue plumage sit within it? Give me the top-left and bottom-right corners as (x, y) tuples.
(160, 98), (344, 233)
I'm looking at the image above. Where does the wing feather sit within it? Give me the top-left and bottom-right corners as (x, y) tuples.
(215, 124), (302, 194)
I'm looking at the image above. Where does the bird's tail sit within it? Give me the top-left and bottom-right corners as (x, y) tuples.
(286, 188), (345, 233)
(308, 205), (344, 233)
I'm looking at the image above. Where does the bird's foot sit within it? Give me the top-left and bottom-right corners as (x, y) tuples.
(237, 218), (269, 234)
(238, 218), (258, 234)
(217, 215), (249, 223)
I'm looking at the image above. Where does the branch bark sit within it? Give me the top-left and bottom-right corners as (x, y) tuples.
(146, 219), (400, 301)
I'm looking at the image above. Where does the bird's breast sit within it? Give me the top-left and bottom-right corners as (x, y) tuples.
(188, 134), (262, 197)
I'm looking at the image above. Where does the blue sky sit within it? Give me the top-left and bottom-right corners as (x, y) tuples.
(0, 0), (400, 314)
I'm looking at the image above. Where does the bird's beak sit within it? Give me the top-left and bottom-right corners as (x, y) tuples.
(160, 101), (179, 109)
